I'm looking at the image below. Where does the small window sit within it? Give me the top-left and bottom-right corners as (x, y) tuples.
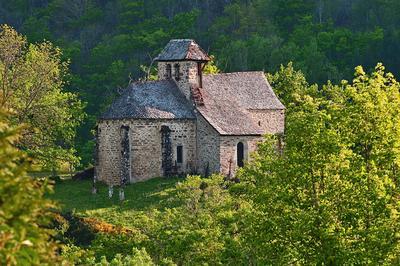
(174, 64), (180, 80)
(237, 142), (244, 167)
(177, 145), (183, 164)
(166, 64), (172, 79)
(258, 121), (261, 126)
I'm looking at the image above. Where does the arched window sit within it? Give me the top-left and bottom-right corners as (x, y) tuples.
(174, 63), (180, 80)
(166, 64), (172, 79)
(237, 142), (244, 167)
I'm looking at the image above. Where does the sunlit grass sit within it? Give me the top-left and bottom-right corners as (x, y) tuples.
(48, 177), (183, 227)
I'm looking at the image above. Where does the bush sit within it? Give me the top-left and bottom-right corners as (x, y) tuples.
(91, 233), (143, 261)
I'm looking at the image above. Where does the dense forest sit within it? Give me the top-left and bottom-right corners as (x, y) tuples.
(1, 1), (400, 265)
(1, 0), (400, 167)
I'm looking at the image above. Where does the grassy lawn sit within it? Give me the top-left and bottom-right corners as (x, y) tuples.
(48, 177), (184, 227)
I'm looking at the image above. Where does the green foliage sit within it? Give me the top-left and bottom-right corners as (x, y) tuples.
(0, 25), (85, 170)
(127, 175), (252, 265)
(238, 63), (400, 264)
(3, 0), (400, 167)
(52, 121), (400, 264)
(202, 55), (221, 74)
(97, 248), (155, 266)
(47, 62), (400, 264)
(91, 233), (141, 261)
(7, 1), (399, 263)
(0, 105), (59, 264)
(51, 176), (253, 264)
(139, 64), (158, 81)
(60, 244), (98, 265)
(61, 244), (157, 266)
(267, 62), (315, 108)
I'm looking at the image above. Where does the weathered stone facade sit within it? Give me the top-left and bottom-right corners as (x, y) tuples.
(196, 113), (220, 176)
(219, 135), (263, 177)
(97, 117), (267, 184)
(97, 39), (285, 185)
(158, 60), (200, 102)
(97, 119), (196, 185)
(248, 109), (285, 134)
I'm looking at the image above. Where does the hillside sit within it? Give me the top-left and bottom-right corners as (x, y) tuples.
(49, 178), (182, 227)
(2, 0), (400, 165)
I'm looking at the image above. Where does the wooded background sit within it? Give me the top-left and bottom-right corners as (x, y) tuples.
(1, 0), (399, 166)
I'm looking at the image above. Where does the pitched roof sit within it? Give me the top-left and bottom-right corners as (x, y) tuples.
(196, 72), (285, 135)
(155, 39), (210, 62)
(100, 80), (195, 120)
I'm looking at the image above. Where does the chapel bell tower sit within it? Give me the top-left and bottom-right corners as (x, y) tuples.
(155, 39), (210, 101)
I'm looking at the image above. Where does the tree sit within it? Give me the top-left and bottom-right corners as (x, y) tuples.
(202, 55), (220, 74)
(0, 25), (84, 170)
(267, 62), (315, 108)
(238, 63), (400, 264)
(336, 65), (400, 263)
(0, 103), (59, 265)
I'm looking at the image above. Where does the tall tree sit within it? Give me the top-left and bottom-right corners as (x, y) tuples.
(238, 64), (400, 264)
(0, 25), (84, 170)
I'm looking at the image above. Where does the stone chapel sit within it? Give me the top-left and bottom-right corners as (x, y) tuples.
(96, 39), (285, 185)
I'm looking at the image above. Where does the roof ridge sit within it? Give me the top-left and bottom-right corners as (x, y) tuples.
(170, 38), (194, 41)
(203, 71), (265, 77)
(130, 79), (172, 86)
(155, 39), (210, 61)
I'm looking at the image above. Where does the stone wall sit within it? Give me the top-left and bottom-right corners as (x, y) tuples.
(219, 135), (263, 177)
(97, 121), (121, 185)
(97, 119), (196, 185)
(158, 61), (200, 101)
(157, 61), (170, 80)
(196, 113), (220, 176)
(216, 109), (284, 177)
(248, 109), (285, 134)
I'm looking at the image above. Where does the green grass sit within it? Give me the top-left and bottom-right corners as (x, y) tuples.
(48, 177), (183, 227)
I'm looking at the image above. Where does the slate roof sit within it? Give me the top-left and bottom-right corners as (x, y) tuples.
(196, 72), (285, 135)
(100, 80), (195, 120)
(155, 39), (211, 62)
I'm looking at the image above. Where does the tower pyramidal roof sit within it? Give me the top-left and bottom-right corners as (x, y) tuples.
(155, 39), (210, 62)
